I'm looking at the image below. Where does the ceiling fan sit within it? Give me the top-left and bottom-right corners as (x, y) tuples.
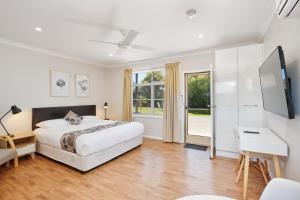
(89, 29), (154, 56)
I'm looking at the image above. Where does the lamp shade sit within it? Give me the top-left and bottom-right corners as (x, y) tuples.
(104, 102), (109, 108)
(11, 105), (22, 114)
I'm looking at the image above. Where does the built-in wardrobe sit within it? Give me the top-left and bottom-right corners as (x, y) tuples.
(214, 44), (264, 157)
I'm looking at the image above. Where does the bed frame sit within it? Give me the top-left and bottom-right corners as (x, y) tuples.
(32, 105), (143, 172)
(32, 105), (96, 130)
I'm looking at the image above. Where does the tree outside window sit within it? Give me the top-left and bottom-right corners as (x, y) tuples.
(133, 70), (165, 115)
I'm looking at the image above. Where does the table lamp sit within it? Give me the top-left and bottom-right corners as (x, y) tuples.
(0, 105), (22, 137)
(104, 102), (109, 120)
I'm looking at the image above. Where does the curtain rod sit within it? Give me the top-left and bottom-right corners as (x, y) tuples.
(132, 61), (181, 72)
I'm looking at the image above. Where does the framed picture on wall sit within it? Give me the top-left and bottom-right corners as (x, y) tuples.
(50, 70), (70, 97)
(75, 74), (90, 97)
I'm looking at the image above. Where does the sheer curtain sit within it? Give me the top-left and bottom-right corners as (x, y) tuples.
(123, 68), (133, 122)
(163, 62), (180, 143)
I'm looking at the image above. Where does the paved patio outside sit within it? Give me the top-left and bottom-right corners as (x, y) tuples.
(188, 115), (211, 137)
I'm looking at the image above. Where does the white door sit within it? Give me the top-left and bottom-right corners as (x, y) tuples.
(238, 44), (264, 127)
(215, 47), (239, 153)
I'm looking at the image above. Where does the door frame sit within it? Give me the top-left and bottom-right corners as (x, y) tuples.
(209, 64), (215, 159)
(184, 70), (213, 146)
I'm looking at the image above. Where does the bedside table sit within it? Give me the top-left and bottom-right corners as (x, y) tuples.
(0, 132), (36, 159)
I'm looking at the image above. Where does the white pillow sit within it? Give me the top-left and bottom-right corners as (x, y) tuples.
(36, 119), (69, 129)
(82, 115), (99, 122)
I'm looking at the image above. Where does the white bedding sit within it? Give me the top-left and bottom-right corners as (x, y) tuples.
(34, 120), (144, 157)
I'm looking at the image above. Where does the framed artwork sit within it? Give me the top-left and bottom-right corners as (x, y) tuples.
(51, 70), (70, 97)
(75, 74), (90, 97)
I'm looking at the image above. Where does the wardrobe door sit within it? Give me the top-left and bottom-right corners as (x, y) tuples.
(215, 48), (238, 153)
(238, 44), (263, 127)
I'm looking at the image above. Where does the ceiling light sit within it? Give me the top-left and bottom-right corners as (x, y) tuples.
(109, 53), (114, 57)
(198, 34), (204, 39)
(186, 9), (197, 19)
(35, 27), (42, 32)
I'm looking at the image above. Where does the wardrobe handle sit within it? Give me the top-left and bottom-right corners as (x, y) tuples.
(243, 104), (258, 107)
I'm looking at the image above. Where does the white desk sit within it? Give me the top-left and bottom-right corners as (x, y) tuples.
(235, 127), (288, 200)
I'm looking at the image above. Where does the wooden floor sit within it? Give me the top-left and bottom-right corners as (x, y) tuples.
(0, 139), (266, 200)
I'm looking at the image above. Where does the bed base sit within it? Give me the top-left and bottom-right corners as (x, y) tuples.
(37, 135), (143, 172)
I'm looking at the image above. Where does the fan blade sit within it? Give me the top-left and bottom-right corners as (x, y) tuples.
(122, 30), (139, 45)
(88, 40), (119, 46)
(131, 45), (154, 51)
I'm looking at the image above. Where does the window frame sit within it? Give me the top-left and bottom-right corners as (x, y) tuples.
(132, 69), (165, 116)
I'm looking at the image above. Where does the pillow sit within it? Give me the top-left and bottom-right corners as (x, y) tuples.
(36, 119), (68, 129)
(82, 115), (99, 122)
(64, 111), (83, 125)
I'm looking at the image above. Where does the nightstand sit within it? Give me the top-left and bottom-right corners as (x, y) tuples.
(0, 132), (36, 159)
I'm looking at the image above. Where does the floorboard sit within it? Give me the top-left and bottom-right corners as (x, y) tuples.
(0, 139), (265, 200)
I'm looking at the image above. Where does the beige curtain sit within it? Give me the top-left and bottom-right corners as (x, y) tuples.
(123, 68), (133, 122)
(163, 62), (180, 143)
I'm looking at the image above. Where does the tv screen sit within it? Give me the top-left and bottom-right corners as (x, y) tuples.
(259, 46), (294, 119)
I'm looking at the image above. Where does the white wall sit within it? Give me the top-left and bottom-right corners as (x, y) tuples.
(0, 43), (109, 135)
(107, 53), (214, 140)
(134, 116), (163, 140)
(263, 16), (300, 181)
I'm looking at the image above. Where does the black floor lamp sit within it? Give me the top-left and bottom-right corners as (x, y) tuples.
(0, 105), (22, 137)
(104, 102), (109, 120)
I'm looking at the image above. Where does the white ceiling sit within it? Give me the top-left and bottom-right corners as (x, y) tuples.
(0, 0), (274, 67)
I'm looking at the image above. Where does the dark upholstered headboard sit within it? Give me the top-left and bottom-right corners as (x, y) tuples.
(32, 105), (96, 130)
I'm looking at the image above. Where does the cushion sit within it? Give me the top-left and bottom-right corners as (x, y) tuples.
(64, 111), (83, 125)
(0, 149), (17, 165)
(36, 119), (69, 129)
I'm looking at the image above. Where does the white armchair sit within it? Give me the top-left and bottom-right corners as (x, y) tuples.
(0, 136), (18, 168)
(259, 178), (300, 200)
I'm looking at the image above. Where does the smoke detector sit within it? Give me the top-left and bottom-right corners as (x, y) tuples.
(186, 9), (197, 19)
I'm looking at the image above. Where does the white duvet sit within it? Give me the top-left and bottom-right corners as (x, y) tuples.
(34, 120), (144, 156)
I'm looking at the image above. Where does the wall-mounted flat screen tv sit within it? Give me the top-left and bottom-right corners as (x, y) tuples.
(259, 46), (295, 119)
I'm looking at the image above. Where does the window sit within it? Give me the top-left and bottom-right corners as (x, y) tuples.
(133, 70), (165, 115)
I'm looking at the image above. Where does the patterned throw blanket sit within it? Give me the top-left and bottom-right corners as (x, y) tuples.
(60, 121), (128, 153)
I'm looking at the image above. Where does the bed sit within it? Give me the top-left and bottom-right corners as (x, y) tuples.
(32, 105), (144, 172)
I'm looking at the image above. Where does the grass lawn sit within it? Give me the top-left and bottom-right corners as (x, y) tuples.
(188, 112), (210, 117)
(133, 107), (210, 117)
(133, 107), (163, 115)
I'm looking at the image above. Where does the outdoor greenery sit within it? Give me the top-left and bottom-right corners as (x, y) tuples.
(133, 71), (164, 115)
(133, 106), (163, 115)
(140, 71), (164, 83)
(132, 71), (211, 116)
(132, 107), (210, 116)
(187, 74), (210, 115)
(188, 109), (210, 116)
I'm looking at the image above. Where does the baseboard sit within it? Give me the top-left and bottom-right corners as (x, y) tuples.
(143, 135), (163, 140)
(216, 149), (239, 159)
